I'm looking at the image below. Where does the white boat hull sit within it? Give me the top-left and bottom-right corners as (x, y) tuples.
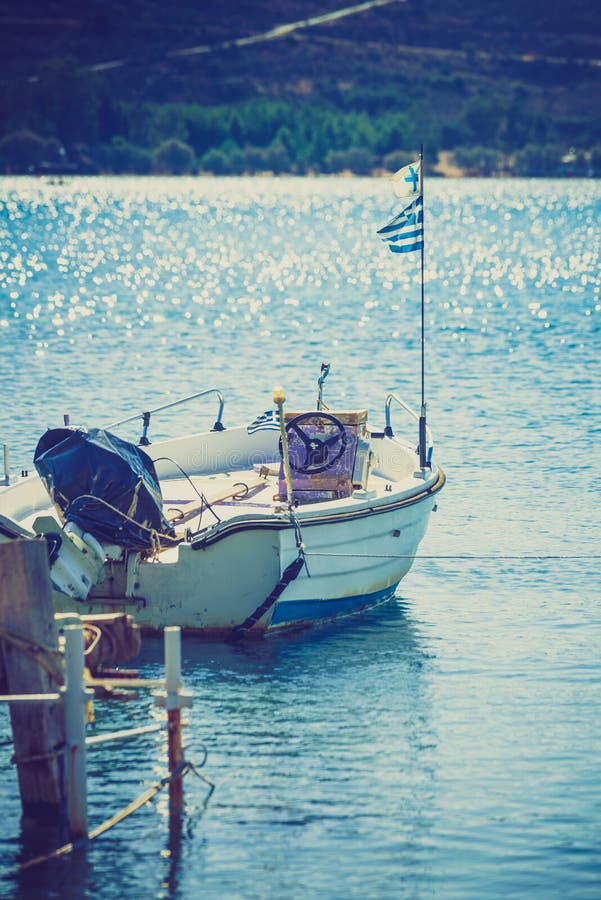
(1, 414), (445, 637)
(51, 471), (442, 635)
(271, 490), (434, 631)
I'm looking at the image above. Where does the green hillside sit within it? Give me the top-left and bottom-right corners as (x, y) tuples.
(1, 0), (600, 175)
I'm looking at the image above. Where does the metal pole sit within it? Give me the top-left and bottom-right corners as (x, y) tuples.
(316, 362), (330, 411)
(418, 143), (428, 469)
(165, 626), (184, 815)
(106, 388), (225, 430)
(164, 626), (182, 701)
(153, 626), (192, 817)
(63, 624), (89, 841)
(3, 443), (9, 485)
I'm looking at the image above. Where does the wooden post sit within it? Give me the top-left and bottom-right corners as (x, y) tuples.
(0, 538), (66, 821)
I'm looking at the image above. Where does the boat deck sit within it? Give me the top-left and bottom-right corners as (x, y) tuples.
(158, 461), (426, 537)
(162, 468), (281, 534)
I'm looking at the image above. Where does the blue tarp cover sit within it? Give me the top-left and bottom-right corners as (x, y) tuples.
(34, 427), (175, 550)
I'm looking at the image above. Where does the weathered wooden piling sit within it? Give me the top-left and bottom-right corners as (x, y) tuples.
(0, 538), (66, 820)
(1, 541), (198, 850)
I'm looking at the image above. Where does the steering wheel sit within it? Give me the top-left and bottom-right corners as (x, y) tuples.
(284, 413), (348, 475)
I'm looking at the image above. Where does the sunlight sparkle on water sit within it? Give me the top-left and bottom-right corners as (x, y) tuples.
(0, 176), (600, 900)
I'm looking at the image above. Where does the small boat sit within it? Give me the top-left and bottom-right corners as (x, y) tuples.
(0, 374), (444, 637)
(0, 152), (445, 637)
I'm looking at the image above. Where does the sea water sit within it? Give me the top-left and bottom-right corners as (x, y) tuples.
(0, 176), (599, 899)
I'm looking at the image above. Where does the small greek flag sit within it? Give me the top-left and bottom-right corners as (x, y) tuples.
(377, 195), (423, 254)
(247, 409), (280, 434)
(390, 159), (421, 199)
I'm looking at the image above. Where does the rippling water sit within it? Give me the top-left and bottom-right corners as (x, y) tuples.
(0, 176), (600, 898)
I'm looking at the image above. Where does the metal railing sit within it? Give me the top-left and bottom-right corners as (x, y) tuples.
(106, 388), (226, 445)
(384, 392), (434, 459)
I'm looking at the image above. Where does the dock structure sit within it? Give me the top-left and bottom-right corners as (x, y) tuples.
(0, 538), (66, 821)
(0, 537), (204, 856)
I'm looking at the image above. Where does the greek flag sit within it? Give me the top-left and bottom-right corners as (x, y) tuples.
(377, 195), (423, 254)
(390, 159), (421, 199)
(247, 409), (280, 434)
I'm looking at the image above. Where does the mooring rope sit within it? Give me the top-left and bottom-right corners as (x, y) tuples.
(13, 756), (214, 874)
(82, 624), (102, 657)
(139, 456), (222, 534)
(10, 743), (66, 767)
(0, 625), (64, 684)
(303, 552), (600, 561)
(229, 505), (309, 639)
(65, 494), (181, 550)
(230, 553), (306, 639)
(289, 508), (310, 576)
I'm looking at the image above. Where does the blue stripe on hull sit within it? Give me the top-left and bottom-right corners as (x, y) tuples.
(269, 584), (399, 629)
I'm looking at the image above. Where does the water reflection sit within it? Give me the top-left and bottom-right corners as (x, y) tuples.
(130, 599), (439, 897)
(0, 599), (436, 898)
(10, 843), (91, 900)
(137, 595), (427, 678)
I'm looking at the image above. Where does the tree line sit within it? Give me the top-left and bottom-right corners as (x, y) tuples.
(0, 58), (600, 177)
